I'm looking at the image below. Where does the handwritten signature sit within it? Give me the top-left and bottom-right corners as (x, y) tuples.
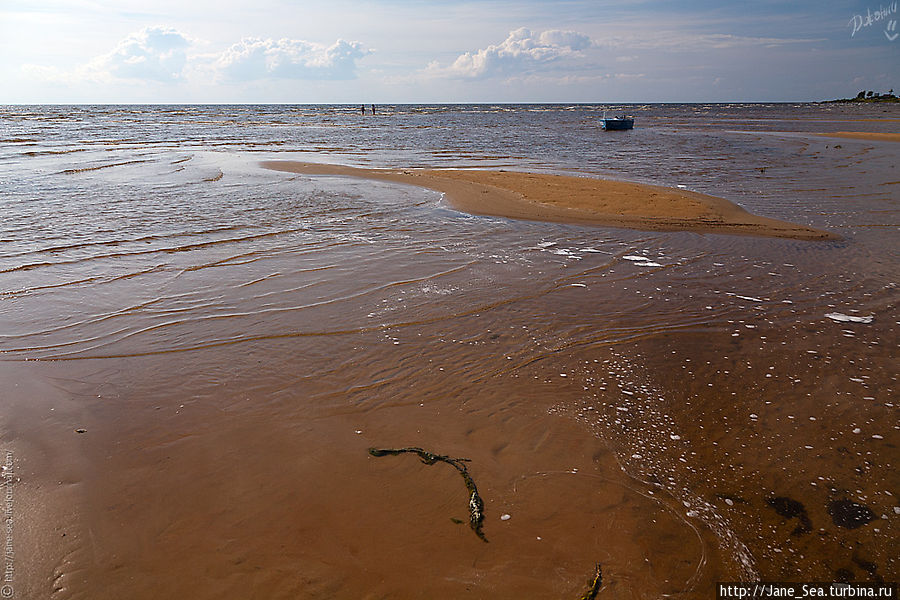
(849, 2), (898, 41)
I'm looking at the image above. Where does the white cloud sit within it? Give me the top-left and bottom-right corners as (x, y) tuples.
(214, 37), (369, 81)
(21, 27), (369, 86)
(600, 32), (823, 51)
(94, 26), (192, 81)
(23, 26), (193, 84)
(426, 27), (594, 79)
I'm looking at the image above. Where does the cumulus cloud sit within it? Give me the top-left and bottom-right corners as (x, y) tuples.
(426, 27), (594, 79)
(23, 26), (193, 84)
(22, 28), (369, 86)
(214, 37), (369, 81)
(93, 26), (192, 81)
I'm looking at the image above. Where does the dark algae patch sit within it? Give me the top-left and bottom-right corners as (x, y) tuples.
(828, 499), (875, 529)
(368, 447), (488, 542)
(766, 496), (813, 535)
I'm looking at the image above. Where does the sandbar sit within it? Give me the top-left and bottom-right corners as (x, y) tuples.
(261, 161), (837, 241)
(817, 131), (900, 142)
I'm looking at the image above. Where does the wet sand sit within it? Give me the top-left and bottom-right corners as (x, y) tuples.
(4, 352), (725, 600)
(10, 287), (894, 598)
(261, 161), (837, 241)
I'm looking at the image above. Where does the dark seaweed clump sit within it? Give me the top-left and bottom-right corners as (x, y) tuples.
(766, 496), (813, 535)
(579, 564), (603, 600)
(828, 499), (875, 529)
(369, 447), (606, 598)
(368, 447), (487, 542)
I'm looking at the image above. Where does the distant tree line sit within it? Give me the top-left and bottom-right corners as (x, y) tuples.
(826, 89), (898, 103)
(856, 89), (895, 98)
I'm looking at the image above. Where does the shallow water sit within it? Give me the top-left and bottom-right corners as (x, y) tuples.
(0, 103), (897, 598)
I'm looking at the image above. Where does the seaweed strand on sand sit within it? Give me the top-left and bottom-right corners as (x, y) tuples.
(368, 446), (487, 542)
(579, 563), (603, 600)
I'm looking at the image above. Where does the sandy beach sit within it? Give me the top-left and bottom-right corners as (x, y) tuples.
(818, 131), (900, 142)
(261, 161), (837, 240)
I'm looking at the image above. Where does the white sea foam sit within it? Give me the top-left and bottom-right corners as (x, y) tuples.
(622, 255), (662, 267)
(551, 248), (582, 259)
(560, 349), (760, 581)
(728, 293), (764, 302)
(825, 313), (874, 324)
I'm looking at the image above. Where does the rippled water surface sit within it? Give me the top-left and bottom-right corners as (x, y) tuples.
(0, 104), (897, 599)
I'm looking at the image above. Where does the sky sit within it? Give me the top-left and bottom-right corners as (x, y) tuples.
(1, 0), (898, 103)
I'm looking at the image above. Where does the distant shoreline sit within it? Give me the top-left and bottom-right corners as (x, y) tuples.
(817, 132), (900, 142)
(823, 95), (899, 104)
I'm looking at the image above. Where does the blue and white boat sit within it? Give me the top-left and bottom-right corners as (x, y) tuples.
(601, 112), (634, 130)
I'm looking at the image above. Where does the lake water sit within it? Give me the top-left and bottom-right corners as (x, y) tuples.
(0, 103), (897, 598)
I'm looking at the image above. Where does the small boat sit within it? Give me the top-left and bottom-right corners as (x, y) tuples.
(601, 112), (634, 130)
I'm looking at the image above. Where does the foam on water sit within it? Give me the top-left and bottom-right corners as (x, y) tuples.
(550, 348), (759, 581)
(825, 312), (874, 324)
